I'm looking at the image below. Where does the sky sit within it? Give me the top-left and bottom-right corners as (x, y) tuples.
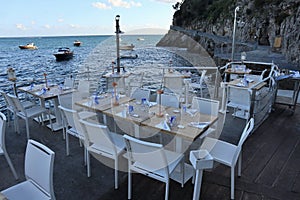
(0, 0), (178, 37)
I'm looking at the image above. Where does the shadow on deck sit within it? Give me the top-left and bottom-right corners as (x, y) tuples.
(1, 104), (299, 200)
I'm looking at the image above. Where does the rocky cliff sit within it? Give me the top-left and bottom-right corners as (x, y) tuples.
(159, 0), (300, 68)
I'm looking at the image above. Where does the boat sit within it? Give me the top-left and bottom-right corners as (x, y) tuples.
(120, 54), (138, 59)
(73, 40), (81, 47)
(137, 37), (144, 41)
(53, 47), (73, 61)
(120, 44), (135, 51)
(18, 43), (38, 50)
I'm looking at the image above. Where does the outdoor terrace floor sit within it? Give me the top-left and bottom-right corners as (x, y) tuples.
(1, 104), (299, 200)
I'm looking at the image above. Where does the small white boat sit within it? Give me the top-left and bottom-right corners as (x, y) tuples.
(120, 44), (135, 51)
(137, 37), (144, 41)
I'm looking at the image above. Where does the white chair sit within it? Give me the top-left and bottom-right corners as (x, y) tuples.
(157, 92), (180, 108)
(200, 118), (254, 199)
(191, 97), (220, 138)
(123, 134), (184, 200)
(77, 79), (90, 99)
(79, 119), (125, 189)
(130, 87), (151, 102)
(0, 112), (18, 180)
(1, 139), (55, 200)
(128, 72), (144, 94)
(0, 90), (35, 130)
(63, 76), (74, 88)
(58, 105), (85, 157)
(7, 94), (53, 139)
(191, 97), (219, 116)
(58, 92), (95, 119)
(227, 85), (251, 120)
(188, 70), (207, 97)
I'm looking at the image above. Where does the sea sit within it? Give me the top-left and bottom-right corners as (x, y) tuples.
(0, 34), (192, 110)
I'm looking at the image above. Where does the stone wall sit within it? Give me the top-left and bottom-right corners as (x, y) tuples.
(171, 0), (300, 67)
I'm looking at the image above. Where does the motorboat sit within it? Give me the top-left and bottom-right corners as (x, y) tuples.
(120, 44), (135, 51)
(73, 40), (81, 47)
(53, 47), (73, 61)
(120, 54), (138, 59)
(19, 43), (38, 50)
(137, 37), (144, 41)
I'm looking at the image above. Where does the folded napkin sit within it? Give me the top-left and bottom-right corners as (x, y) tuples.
(188, 122), (210, 129)
(235, 82), (246, 87)
(82, 101), (93, 107)
(63, 86), (71, 90)
(35, 88), (47, 96)
(148, 101), (157, 107)
(155, 120), (170, 131)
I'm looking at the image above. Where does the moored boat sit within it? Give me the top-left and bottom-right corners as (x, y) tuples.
(19, 43), (38, 50)
(53, 47), (73, 61)
(120, 44), (134, 50)
(73, 40), (81, 47)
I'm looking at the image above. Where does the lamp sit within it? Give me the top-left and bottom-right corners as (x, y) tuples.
(115, 15), (121, 73)
(241, 51), (246, 62)
(231, 6), (240, 62)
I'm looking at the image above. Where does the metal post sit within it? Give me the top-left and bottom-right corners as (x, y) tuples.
(231, 6), (239, 62)
(115, 15), (121, 73)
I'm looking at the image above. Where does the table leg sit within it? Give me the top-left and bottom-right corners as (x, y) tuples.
(47, 97), (63, 131)
(193, 169), (203, 200)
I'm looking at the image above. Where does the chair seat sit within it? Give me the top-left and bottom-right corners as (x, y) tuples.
(132, 150), (183, 178)
(67, 127), (84, 140)
(227, 102), (249, 111)
(201, 137), (237, 166)
(21, 101), (36, 109)
(78, 110), (96, 119)
(18, 106), (48, 118)
(88, 133), (125, 157)
(2, 180), (51, 200)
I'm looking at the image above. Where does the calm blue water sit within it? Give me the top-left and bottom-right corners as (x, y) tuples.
(0, 34), (191, 110)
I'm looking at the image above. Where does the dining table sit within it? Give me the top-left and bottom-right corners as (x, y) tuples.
(18, 83), (75, 131)
(76, 93), (218, 185)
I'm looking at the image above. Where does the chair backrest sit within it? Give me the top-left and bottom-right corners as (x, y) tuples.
(191, 97), (219, 116)
(64, 77), (74, 88)
(7, 94), (26, 114)
(123, 135), (169, 175)
(58, 105), (84, 138)
(157, 92), (180, 108)
(131, 88), (151, 102)
(0, 112), (6, 151)
(58, 93), (73, 110)
(238, 118), (254, 148)
(0, 90), (15, 112)
(77, 79), (90, 99)
(25, 139), (55, 199)
(231, 118), (254, 165)
(227, 86), (251, 109)
(79, 119), (118, 155)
